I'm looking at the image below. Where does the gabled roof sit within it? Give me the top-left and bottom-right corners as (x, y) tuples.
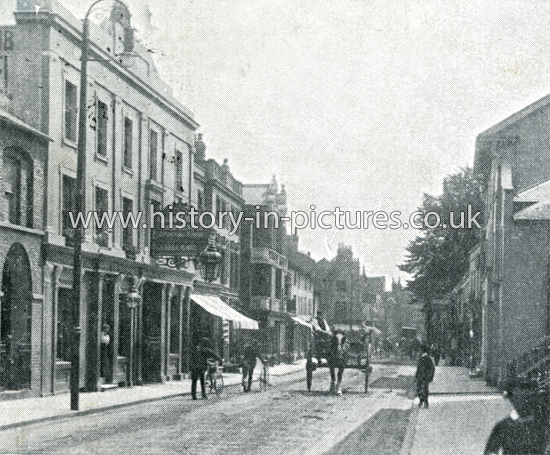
(513, 199), (550, 221)
(514, 179), (550, 203)
(478, 92), (550, 139)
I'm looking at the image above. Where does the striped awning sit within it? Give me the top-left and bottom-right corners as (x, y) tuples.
(191, 295), (259, 330)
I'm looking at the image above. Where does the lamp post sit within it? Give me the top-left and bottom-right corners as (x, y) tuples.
(125, 283), (141, 387)
(71, 0), (134, 411)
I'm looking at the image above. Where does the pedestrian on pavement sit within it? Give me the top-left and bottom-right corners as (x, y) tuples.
(484, 378), (549, 455)
(430, 343), (441, 366)
(415, 344), (435, 408)
(241, 340), (266, 392)
(190, 337), (223, 400)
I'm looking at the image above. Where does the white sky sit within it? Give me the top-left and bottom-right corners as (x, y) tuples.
(7, 0), (550, 280)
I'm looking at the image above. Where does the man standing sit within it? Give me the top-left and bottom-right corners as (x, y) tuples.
(241, 340), (266, 392)
(415, 344), (435, 408)
(190, 338), (223, 400)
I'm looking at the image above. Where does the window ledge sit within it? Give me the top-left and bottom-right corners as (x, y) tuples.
(122, 166), (134, 176)
(62, 138), (77, 150)
(95, 153), (108, 164)
(0, 221), (44, 236)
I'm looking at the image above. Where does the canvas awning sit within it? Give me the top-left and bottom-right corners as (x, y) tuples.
(191, 295), (259, 330)
(292, 316), (312, 329)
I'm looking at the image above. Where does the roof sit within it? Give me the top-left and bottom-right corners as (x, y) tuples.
(0, 108), (52, 142)
(478, 92), (550, 139)
(513, 200), (550, 221)
(514, 179), (550, 203)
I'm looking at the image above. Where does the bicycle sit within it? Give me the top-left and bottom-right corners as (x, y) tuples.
(205, 360), (224, 397)
(257, 363), (270, 391)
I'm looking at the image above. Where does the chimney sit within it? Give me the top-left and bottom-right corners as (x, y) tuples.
(195, 133), (206, 162)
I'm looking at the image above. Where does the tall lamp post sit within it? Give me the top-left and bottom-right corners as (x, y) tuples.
(71, 0), (134, 411)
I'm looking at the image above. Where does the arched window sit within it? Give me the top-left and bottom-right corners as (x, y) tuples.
(2, 147), (33, 228)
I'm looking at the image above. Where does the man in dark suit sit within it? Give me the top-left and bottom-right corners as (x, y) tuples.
(190, 337), (223, 400)
(241, 340), (266, 392)
(415, 344), (435, 408)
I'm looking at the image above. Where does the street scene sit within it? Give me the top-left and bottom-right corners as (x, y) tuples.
(0, 0), (550, 454)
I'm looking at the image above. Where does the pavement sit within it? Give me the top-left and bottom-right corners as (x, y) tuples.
(0, 359), (307, 431)
(0, 359), (516, 455)
(399, 365), (513, 455)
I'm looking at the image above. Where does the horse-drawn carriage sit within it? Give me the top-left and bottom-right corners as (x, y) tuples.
(306, 327), (373, 394)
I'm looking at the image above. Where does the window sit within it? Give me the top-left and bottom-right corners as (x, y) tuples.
(197, 190), (204, 211)
(175, 150), (183, 192)
(122, 197), (133, 249)
(62, 175), (77, 244)
(147, 199), (161, 246)
(123, 117), (132, 168)
(0, 55), (7, 93)
(3, 148), (33, 227)
(96, 100), (108, 157)
(149, 130), (158, 181)
(64, 81), (77, 142)
(95, 186), (109, 247)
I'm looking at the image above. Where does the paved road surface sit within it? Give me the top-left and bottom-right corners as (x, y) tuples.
(0, 366), (412, 454)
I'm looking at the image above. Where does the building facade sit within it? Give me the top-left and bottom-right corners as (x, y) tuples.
(284, 234), (315, 360)
(240, 177), (291, 362)
(0, 0), (208, 396)
(474, 94), (550, 384)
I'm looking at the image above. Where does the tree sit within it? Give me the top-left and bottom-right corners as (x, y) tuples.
(399, 167), (483, 341)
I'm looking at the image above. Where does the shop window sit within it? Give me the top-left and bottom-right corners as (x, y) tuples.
(64, 81), (77, 142)
(3, 148), (33, 227)
(56, 288), (72, 361)
(123, 117), (133, 168)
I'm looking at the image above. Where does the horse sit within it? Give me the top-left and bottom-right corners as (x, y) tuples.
(306, 331), (350, 395)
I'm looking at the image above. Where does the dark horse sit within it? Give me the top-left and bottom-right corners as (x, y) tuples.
(306, 331), (349, 394)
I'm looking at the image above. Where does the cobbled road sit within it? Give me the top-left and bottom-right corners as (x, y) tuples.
(0, 364), (413, 455)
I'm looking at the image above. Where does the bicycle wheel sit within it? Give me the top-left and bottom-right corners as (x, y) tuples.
(212, 371), (224, 396)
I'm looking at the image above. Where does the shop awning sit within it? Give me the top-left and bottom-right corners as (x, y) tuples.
(292, 316), (312, 329)
(191, 295), (259, 330)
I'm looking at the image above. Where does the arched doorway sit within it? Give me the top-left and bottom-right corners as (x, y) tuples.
(0, 243), (32, 390)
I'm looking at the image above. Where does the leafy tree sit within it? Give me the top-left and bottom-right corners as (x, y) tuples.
(399, 167), (483, 317)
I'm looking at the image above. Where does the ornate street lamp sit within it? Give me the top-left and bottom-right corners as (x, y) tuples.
(197, 242), (222, 283)
(71, 0), (135, 411)
(125, 283), (141, 387)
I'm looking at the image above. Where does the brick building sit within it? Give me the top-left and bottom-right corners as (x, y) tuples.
(284, 234), (315, 360)
(192, 138), (257, 363)
(0, 0), (230, 397)
(240, 177), (291, 362)
(474, 94), (550, 384)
